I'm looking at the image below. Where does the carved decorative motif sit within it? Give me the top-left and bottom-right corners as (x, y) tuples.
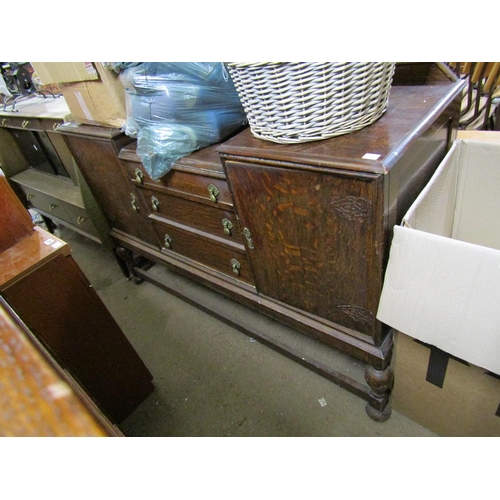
(332, 196), (371, 222)
(337, 304), (373, 324)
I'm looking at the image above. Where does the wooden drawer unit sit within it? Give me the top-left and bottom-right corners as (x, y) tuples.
(118, 142), (252, 282)
(151, 170), (233, 207)
(42, 118), (65, 132)
(47, 64), (466, 423)
(122, 155), (234, 209)
(0, 116), (43, 131)
(63, 203), (100, 238)
(9, 168), (99, 239)
(0, 98), (113, 247)
(113, 142), (255, 284)
(139, 187), (243, 245)
(149, 215), (254, 285)
(17, 183), (72, 221)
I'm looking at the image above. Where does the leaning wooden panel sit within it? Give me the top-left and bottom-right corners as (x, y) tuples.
(0, 170), (34, 254)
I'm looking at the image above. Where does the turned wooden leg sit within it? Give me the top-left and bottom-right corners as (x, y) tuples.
(364, 364), (394, 422)
(115, 246), (143, 284)
(113, 251), (134, 280)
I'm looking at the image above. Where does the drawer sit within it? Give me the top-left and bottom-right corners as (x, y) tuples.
(41, 118), (64, 132)
(17, 185), (72, 223)
(139, 187), (243, 244)
(63, 203), (100, 238)
(149, 216), (255, 285)
(123, 160), (234, 209)
(0, 116), (43, 131)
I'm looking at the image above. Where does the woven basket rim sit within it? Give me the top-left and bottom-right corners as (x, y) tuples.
(226, 61), (394, 66)
(226, 62), (396, 144)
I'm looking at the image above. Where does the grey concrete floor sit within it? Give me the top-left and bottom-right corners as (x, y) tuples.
(54, 224), (435, 437)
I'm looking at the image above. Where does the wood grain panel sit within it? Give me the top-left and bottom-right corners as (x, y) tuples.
(225, 161), (382, 337)
(2, 253), (154, 422)
(0, 172), (34, 253)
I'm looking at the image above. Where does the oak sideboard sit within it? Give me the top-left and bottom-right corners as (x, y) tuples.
(58, 63), (464, 420)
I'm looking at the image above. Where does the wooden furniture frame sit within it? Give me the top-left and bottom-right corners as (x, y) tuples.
(0, 172), (154, 424)
(58, 63), (464, 421)
(0, 96), (113, 247)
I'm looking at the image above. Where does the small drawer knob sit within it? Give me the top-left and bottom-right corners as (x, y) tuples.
(130, 193), (139, 211)
(207, 183), (219, 203)
(243, 228), (255, 249)
(134, 168), (143, 185)
(151, 196), (160, 211)
(222, 218), (233, 235)
(230, 258), (241, 276)
(164, 234), (173, 249)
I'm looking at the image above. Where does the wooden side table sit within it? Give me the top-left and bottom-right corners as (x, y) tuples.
(0, 172), (154, 423)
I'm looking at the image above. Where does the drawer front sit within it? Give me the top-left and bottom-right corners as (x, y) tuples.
(0, 116), (43, 131)
(139, 188), (243, 244)
(42, 118), (64, 132)
(150, 217), (254, 285)
(63, 203), (100, 238)
(123, 160), (234, 208)
(17, 185), (71, 223)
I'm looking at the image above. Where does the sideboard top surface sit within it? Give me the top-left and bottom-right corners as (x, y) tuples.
(218, 80), (465, 174)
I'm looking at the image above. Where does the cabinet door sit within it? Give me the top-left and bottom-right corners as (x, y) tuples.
(225, 161), (383, 339)
(62, 134), (159, 247)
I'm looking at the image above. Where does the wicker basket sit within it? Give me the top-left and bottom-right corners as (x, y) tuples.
(226, 62), (396, 144)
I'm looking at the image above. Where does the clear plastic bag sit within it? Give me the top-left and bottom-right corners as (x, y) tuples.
(119, 62), (246, 179)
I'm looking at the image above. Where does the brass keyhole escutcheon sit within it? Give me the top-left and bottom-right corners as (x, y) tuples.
(164, 234), (173, 249)
(230, 258), (241, 276)
(207, 184), (219, 203)
(130, 193), (139, 212)
(151, 196), (160, 211)
(243, 227), (255, 249)
(134, 168), (143, 185)
(222, 218), (233, 235)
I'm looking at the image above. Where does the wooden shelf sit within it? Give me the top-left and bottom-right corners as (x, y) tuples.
(10, 169), (84, 207)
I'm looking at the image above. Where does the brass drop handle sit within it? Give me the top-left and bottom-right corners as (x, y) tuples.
(230, 258), (241, 276)
(26, 193), (34, 201)
(243, 227), (255, 249)
(1, 118), (7, 126)
(77, 216), (86, 225)
(222, 218), (233, 235)
(164, 234), (173, 249)
(134, 168), (143, 185)
(49, 204), (57, 212)
(207, 183), (219, 203)
(53, 123), (60, 131)
(131, 193), (139, 211)
(151, 196), (160, 211)
(22, 120), (29, 128)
